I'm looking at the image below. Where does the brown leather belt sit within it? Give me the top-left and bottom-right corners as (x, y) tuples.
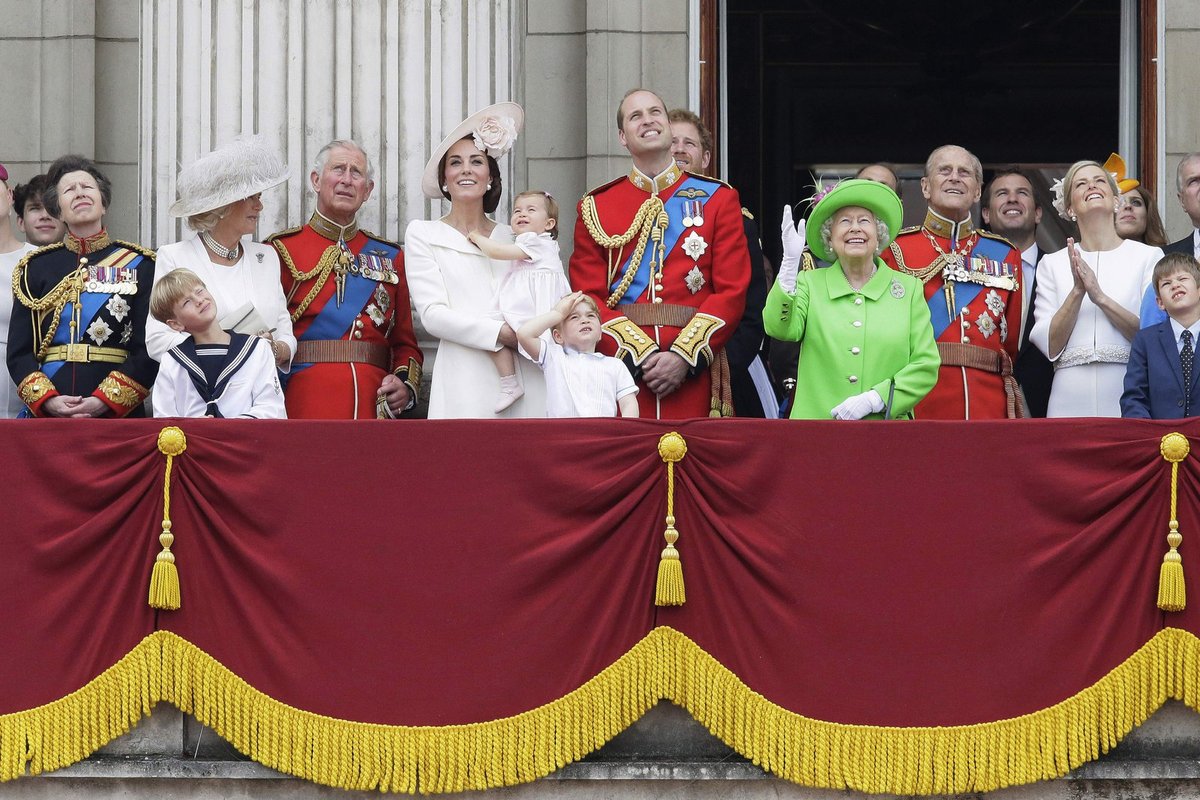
(43, 345), (129, 364)
(296, 340), (390, 371)
(936, 342), (1027, 419)
(621, 303), (695, 328)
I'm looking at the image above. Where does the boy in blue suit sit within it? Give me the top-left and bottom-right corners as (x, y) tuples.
(1122, 253), (1200, 418)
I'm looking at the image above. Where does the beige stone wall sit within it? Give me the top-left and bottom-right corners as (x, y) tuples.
(0, 0), (140, 241)
(519, 0), (690, 261)
(1163, 3), (1200, 242)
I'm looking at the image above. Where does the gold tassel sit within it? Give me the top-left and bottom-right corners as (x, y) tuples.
(656, 432), (688, 606)
(1157, 432), (1190, 612)
(149, 426), (187, 611)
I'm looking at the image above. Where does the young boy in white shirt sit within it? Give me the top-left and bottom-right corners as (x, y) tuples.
(517, 290), (638, 417)
(150, 268), (286, 419)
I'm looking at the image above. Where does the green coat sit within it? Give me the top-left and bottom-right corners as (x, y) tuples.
(763, 261), (940, 419)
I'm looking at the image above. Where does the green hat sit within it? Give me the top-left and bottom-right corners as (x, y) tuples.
(805, 179), (903, 263)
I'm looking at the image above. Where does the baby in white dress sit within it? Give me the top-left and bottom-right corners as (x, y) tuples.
(468, 190), (570, 412)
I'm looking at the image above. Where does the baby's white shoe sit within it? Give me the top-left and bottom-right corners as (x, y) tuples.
(495, 374), (524, 413)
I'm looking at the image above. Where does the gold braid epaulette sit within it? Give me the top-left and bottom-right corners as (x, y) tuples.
(580, 195), (666, 308)
(12, 252), (88, 360)
(274, 240), (343, 322)
(889, 239), (951, 285)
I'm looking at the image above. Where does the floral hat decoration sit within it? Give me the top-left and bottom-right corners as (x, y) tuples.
(421, 102), (524, 200)
(1049, 152), (1138, 221)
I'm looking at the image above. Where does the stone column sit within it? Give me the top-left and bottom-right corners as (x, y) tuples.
(139, 0), (516, 249)
(1163, 3), (1200, 240)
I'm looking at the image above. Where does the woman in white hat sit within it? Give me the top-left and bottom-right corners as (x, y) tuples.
(145, 135), (296, 370)
(404, 102), (548, 418)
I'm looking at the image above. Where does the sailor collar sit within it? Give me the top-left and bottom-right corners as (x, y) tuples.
(64, 229), (112, 255)
(309, 211), (359, 243)
(628, 162), (682, 195)
(922, 208), (974, 242)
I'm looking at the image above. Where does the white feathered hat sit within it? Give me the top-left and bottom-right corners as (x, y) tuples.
(421, 102), (524, 200)
(169, 135), (289, 217)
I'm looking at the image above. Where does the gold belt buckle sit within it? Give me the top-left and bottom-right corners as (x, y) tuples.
(65, 343), (90, 362)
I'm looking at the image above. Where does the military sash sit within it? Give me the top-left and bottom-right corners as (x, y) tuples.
(42, 250), (145, 379)
(927, 236), (1013, 339)
(300, 238), (399, 343)
(610, 176), (718, 304)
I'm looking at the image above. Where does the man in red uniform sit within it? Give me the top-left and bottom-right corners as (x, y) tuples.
(268, 140), (422, 419)
(569, 89), (750, 418)
(881, 145), (1025, 418)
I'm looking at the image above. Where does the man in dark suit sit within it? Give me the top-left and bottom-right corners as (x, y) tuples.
(982, 168), (1053, 416)
(1121, 253), (1200, 419)
(1165, 153), (1200, 257)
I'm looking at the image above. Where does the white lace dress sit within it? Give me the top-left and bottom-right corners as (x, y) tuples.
(1030, 239), (1162, 417)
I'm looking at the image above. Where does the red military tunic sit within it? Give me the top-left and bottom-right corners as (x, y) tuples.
(568, 163), (750, 418)
(881, 210), (1025, 419)
(269, 213), (422, 419)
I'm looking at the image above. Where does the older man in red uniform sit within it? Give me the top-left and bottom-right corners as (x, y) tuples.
(881, 145), (1025, 418)
(268, 140), (422, 419)
(569, 89), (749, 418)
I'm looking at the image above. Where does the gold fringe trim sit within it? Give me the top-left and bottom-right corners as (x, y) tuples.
(6, 627), (1200, 794)
(0, 635), (158, 781)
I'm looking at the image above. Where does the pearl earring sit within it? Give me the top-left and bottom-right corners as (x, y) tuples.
(442, 184), (448, 192)
(487, 182), (493, 191)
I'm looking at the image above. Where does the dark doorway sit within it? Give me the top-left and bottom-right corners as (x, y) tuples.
(724, 1), (1124, 264)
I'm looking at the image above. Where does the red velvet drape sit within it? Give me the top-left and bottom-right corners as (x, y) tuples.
(1, 418), (1197, 729)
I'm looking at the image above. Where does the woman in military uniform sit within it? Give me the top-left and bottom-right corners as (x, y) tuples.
(764, 180), (939, 420)
(7, 155), (157, 417)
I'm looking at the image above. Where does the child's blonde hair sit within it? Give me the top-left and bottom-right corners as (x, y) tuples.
(514, 190), (560, 240)
(552, 292), (600, 334)
(1153, 253), (1200, 301)
(150, 268), (206, 323)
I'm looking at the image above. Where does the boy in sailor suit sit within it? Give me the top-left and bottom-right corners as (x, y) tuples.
(150, 269), (286, 419)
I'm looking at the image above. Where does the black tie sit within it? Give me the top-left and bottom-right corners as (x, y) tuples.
(1183, 330), (1194, 417)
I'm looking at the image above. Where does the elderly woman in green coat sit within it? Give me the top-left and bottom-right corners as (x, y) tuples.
(764, 180), (939, 419)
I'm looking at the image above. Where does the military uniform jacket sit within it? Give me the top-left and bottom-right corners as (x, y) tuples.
(568, 162), (750, 419)
(881, 211), (1024, 419)
(763, 261), (940, 419)
(269, 214), (422, 419)
(8, 231), (157, 416)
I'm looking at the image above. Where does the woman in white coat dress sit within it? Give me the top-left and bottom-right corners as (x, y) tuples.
(146, 135), (296, 370)
(1030, 159), (1162, 417)
(405, 102), (547, 418)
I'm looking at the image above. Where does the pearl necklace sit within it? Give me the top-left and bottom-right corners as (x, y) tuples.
(201, 231), (240, 261)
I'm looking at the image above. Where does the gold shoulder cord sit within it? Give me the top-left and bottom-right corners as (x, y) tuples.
(275, 241), (343, 322)
(581, 195), (667, 308)
(889, 240), (945, 285)
(12, 260), (87, 360)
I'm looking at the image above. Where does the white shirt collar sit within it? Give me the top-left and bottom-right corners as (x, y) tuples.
(1168, 316), (1200, 347)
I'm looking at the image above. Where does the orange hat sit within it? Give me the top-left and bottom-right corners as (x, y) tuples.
(1103, 153), (1139, 194)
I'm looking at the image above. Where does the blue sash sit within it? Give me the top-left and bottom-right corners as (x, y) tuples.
(612, 176), (718, 305)
(927, 236), (1011, 339)
(292, 237), (398, 376)
(300, 238), (399, 343)
(42, 291), (109, 380)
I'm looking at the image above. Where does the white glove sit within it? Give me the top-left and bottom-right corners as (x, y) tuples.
(830, 389), (884, 421)
(777, 205), (807, 293)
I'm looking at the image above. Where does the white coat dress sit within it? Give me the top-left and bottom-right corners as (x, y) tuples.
(404, 219), (547, 418)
